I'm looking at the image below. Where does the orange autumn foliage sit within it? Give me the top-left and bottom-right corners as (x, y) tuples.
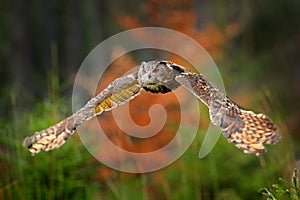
(93, 0), (239, 179)
(117, 0), (239, 60)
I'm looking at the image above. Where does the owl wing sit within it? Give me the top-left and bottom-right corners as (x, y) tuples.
(23, 73), (142, 155)
(175, 71), (281, 155)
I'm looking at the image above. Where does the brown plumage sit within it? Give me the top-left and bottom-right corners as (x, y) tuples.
(175, 71), (280, 155)
(23, 61), (280, 155)
(23, 74), (141, 155)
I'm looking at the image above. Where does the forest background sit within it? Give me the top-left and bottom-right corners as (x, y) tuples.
(1, 0), (300, 199)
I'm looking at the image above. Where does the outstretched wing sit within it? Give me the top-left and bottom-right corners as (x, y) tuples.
(23, 73), (142, 155)
(175, 71), (281, 155)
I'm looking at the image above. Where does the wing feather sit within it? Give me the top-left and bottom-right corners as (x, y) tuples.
(175, 71), (280, 155)
(23, 73), (142, 155)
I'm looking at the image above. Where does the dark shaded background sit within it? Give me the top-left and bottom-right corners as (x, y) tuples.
(1, 0), (300, 134)
(1, 0), (300, 199)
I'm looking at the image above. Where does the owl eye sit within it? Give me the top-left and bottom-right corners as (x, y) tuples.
(153, 68), (159, 73)
(140, 66), (146, 74)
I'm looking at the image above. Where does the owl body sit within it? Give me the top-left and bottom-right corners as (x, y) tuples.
(23, 60), (280, 156)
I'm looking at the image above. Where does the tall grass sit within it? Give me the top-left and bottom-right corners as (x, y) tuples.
(0, 97), (293, 199)
(0, 99), (102, 199)
(261, 168), (300, 200)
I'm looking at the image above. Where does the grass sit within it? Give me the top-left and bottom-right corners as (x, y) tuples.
(0, 67), (294, 199)
(260, 168), (300, 200)
(0, 99), (102, 200)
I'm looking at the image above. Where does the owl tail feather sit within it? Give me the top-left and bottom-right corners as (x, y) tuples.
(23, 114), (80, 156)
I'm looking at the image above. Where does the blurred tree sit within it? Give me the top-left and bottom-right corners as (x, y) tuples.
(0, 0), (113, 120)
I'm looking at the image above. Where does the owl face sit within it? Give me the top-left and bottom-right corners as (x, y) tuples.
(137, 61), (174, 86)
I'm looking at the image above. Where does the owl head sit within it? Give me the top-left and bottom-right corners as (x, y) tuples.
(136, 61), (185, 93)
(137, 61), (174, 85)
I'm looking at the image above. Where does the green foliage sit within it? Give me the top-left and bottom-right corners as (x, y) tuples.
(157, 131), (287, 200)
(0, 96), (291, 199)
(0, 100), (102, 200)
(261, 169), (300, 200)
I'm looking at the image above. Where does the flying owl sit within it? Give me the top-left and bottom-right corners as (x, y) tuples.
(23, 61), (281, 156)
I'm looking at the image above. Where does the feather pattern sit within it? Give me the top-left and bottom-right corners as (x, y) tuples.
(23, 60), (280, 156)
(23, 74), (141, 155)
(175, 70), (280, 155)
